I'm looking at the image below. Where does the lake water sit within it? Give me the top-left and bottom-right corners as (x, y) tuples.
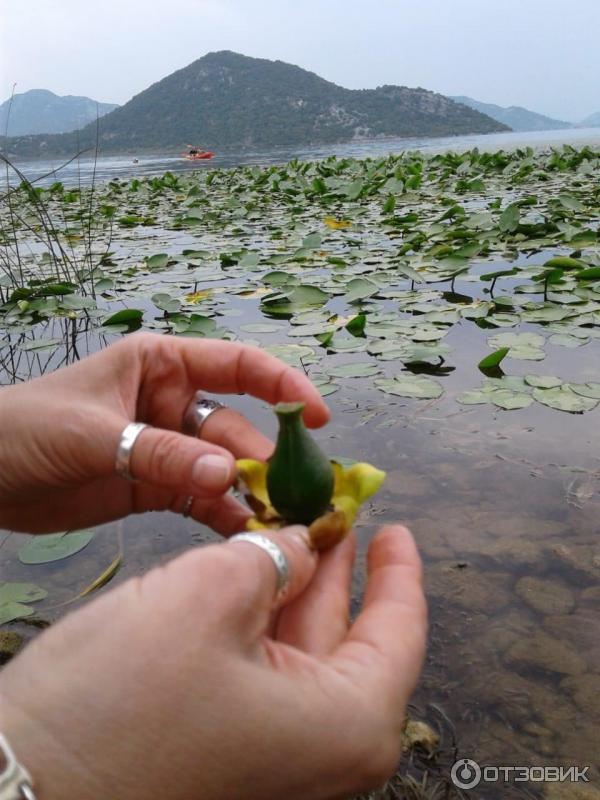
(11, 126), (600, 188)
(2, 134), (600, 799)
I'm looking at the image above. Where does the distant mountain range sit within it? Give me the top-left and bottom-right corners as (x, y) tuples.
(0, 51), (506, 158)
(451, 96), (573, 132)
(0, 89), (118, 136)
(581, 111), (600, 128)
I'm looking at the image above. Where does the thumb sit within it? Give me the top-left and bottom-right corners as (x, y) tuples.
(128, 425), (235, 495)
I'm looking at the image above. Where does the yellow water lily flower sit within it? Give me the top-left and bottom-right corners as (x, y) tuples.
(324, 216), (351, 230)
(185, 289), (212, 304)
(236, 459), (385, 551)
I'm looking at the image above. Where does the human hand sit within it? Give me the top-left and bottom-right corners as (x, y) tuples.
(0, 334), (328, 533)
(0, 524), (426, 800)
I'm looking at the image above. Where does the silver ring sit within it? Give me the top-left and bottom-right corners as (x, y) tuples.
(182, 495), (194, 517)
(115, 422), (149, 481)
(228, 533), (289, 604)
(183, 393), (228, 438)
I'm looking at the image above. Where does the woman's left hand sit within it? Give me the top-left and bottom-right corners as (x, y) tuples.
(0, 333), (329, 533)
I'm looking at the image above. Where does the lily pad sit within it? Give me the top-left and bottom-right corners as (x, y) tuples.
(18, 530), (95, 565)
(1, 569), (48, 619)
(328, 363), (382, 378)
(532, 387), (599, 413)
(568, 382), (600, 400)
(375, 375), (443, 400)
(524, 375), (563, 389)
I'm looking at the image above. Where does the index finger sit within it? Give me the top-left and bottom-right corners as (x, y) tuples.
(331, 526), (427, 709)
(149, 337), (330, 428)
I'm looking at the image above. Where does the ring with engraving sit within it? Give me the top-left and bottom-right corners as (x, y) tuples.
(182, 393), (228, 439)
(228, 532), (290, 605)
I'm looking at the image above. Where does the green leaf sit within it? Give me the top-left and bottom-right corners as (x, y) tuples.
(343, 278), (378, 304)
(544, 256), (583, 270)
(456, 389), (492, 405)
(301, 233), (322, 250)
(375, 375), (443, 400)
(0, 582), (48, 605)
(478, 348), (510, 370)
(18, 530), (95, 565)
(489, 390), (533, 410)
(382, 196), (396, 214)
(288, 285), (330, 306)
(145, 253), (170, 271)
(532, 386), (598, 413)
(19, 338), (63, 352)
(0, 602), (35, 626)
(345, 313), (366, 336)
(548, 333), (588, 348)
(576, 268), (600, 281)
(568, 382), (600, 400)
(524, 375), (562, 389)
(558, 194), (584, 212)
(152, 293), (181, 313)
(102, 309), (143, 327)
(328, 363), (381, 378)
(499, 203), (520, 233)
(261, 271), (294, 286)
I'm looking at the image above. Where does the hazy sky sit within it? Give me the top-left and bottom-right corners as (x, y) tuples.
(1, 0), (599, 121)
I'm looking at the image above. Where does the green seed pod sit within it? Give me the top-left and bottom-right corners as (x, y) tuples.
(266, 401), (334, 525)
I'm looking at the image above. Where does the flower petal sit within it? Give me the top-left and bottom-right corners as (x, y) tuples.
(331, 462), (386, 526)
(236, 459), (271, 508)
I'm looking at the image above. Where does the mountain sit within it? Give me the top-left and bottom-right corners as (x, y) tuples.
(0, 89), (118, 136)
(1, 52), (506, 158)
(451, 96), (571, 132)
(581, 111), (600, 127)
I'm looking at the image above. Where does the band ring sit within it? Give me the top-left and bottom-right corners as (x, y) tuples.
(182, 393), (228, 438)
(115, 422), (149, 481)
(228, 533), (290, 605)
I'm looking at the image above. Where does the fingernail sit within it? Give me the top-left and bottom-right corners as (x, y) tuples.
(192, 454), (232, 491)
(281, 525), (315, 554)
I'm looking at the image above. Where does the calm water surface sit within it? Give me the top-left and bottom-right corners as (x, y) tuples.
(12, 126), (600, 188)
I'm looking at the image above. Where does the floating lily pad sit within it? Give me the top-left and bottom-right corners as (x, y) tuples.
(328, 363), (382, 378)
(18, 530), (95, 565)
(532, 387), (599, 413)
(0, 583), (49, 625)
(375, 375), (443, 399)
(489, 390), (534, 410)
(568, 382), (600, 399)
(524, 375), (563, 389)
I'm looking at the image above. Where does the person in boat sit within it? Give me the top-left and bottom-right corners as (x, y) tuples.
(0, 335), (426, 800)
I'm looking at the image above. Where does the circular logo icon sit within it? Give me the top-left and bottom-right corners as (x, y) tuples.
(451, 758), (482, 790)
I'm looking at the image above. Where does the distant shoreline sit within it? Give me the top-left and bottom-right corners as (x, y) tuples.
(5, 126), (600, 166)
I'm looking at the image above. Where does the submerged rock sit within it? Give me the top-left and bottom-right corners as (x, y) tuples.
(425, 562), (512, 613)
(0, 631), (24, 664)
(505, 632), (586, 676)
(545, 784), (600, 800)
(516, 576), (575, 615)
(561, 673), (600, 720)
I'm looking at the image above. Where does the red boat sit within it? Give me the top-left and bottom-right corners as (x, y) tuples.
(181, 147), (214, 160)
